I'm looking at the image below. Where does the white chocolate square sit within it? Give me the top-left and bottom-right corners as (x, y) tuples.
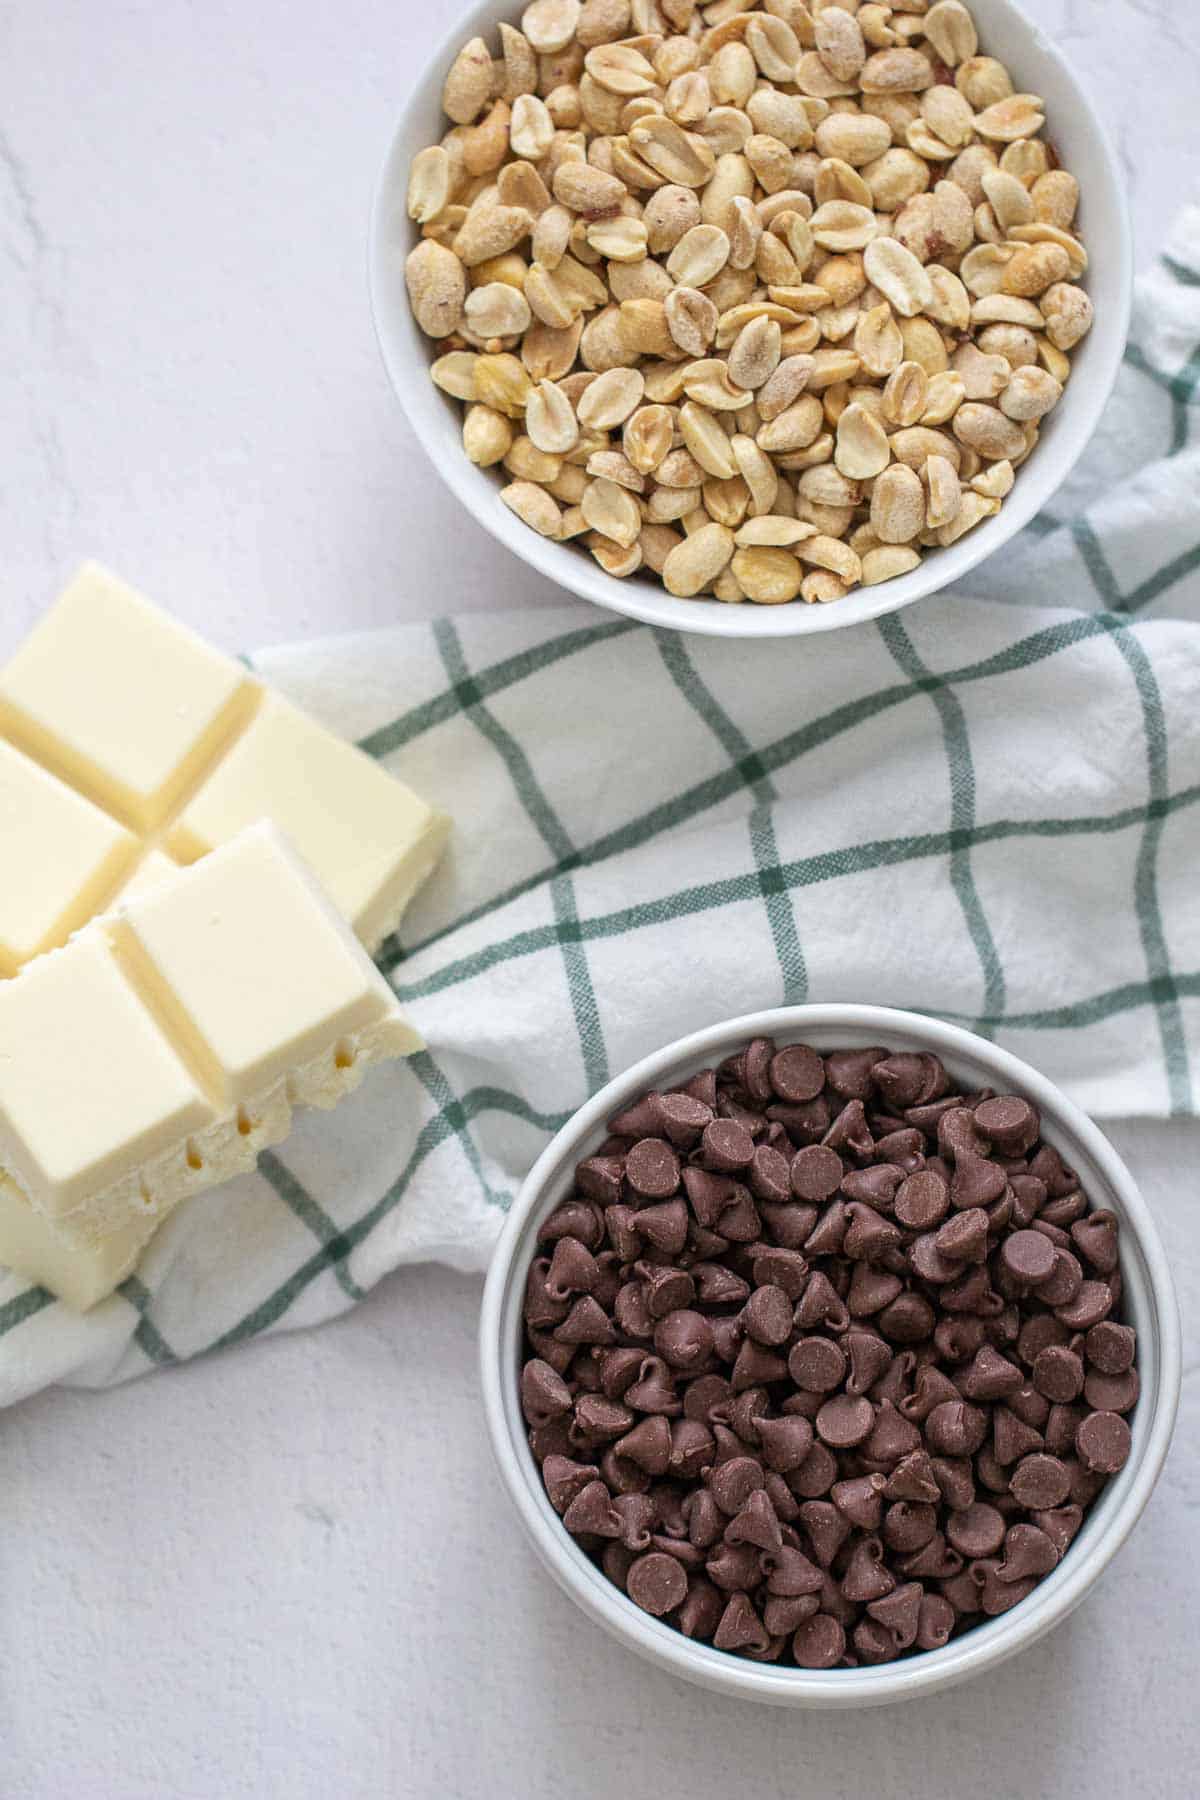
(0, 930), (216, 1218)
(0, 739), (137, 974)
(114, 825), (414, 1105)
(0, 562), (255, 829)
(0, 1171), (159, 1311)
(168, 689), (450, 949)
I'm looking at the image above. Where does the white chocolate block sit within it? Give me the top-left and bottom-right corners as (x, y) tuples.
(0, 738), (137, 974)
(0, 824), (422, 1307)
(0, 563), (255, 830)
(0, 1172), (160, 1311)
(114, 826), (414, 1105)
(0, 928), (216, 1219)
(0, 564), (449, 970)
(169, 689), (451, 950)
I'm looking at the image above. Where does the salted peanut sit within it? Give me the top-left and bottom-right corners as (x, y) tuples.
(777, 430), (834, 472)
(925, 265), (971, 332)
(1009, 222), (1087, 279)
(586, 449), (644, 493)
(1002, 242), (1071, 298)
(747, 89), (814, 151)
(1032, 169), (1080, 230)
(977, 322), (1038, 366)
(924, 0), (978, 66)
(622, 403), (673, 473)
(797, 534), (861, 582)
(746, 12), (804, 83)
(504, 434), (562, 483)
(744, 133), (794, 195)
(408, 146), (453, 224)
(585, 532), (640, 575)
(809, 201), (878, 253)
(921, 371), (966, 425)
(585, 42), (658, 97)
(870, 462), (925, 543)
(730, 433), (779, 514)
(921, 85), (975, 152)
(642, 184), (701, 254)
(937, 490), (999, 545)
(495, 22), (538, 102)
(757, 354), (816, 421)
(795, 49), (859, 102)
(952, 341), (1011, 400)
(443, 37), (494, 125)
(971, 458), (1015, 500)
(899, 317), (948, 376)
(858, 4), (896, 51)
(1000, 139), (1049, 185)
(552, 159), (627, 215)
(860, 48), (935, 93)
(523, 0), (581, 54)
(970, 294), (1045, 329)
(639, 521), (683, 573)
(756, 392), (825, 453)
(727, 196), (764, 271)
(544, 83), (583, 128)
(461, 102), (513, 177)
(664, 224), (730, 288)
(923, 453), (961, 529)
(609, 256), (672, 302)
(863, 146), (930, 213)
(647, 482), (701, 521)
(455, 203), (533, 267)
(462, 405), (514, 466)
(662, 521), (736, 595)
(532, 203), (573, 269)
(953, 401), (1026, 462)
(472, 250), (530, 290)
(854, 302), (904, 378)
(548, 460), (588, 503)
(974, 94), (1045, 142)
(696, 105), (755, 158)
(863, 237), (933, 317)
(801, 569), (850, 603)
(586, 215), (649, 262)
(731, 546), (803, 603)
(701, 474), (751, 528)
(511, 93), (555, 162)
(575, 365), (644, 432)
(500, 478), (562, 536)
(474, 352), (536, 418)
(728, 315), (783, 391)
(813, 157), (873, 211)
(665, 287), (718, 357)
(430, 350), (480, 401)
(405, 240), (467, 337)
(860, 543), (920, 584)
(735, 515), (818, 547)
(678, 401), (738, 478)
(683, 358), (751, 411)
(520, 315), (583, 379)
(813, 5), (866, 82)
(665, 70), (712, 128)
(1000, 365), (1062, 421)
(709, 41), (757, 109)
(948, 141), (999, 207)
(526, 378), (581, 455)
(693, 152), (753, 231)
(882, 359), (929, 428)
(1037, 336), (1072, 383)
(525, 260), (580, 329)
(813, 112), (891, 169)
(576, 0), (629, 47)
(956, 56), (1014, 110)
(631, 115), (717, 188)
(580, 303), (636, 371)
(982, 169), (1033, 231)
(465, 281), (533, 341)
(835, 402), (890, 478)
(806, 347), (862, 391)
(580, 475), (641, 545)
(960, 242), (1016, 297)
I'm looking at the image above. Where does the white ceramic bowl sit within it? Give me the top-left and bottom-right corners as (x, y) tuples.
(480, 1005), (1179, 1706)
(370, 0), (1132, 639)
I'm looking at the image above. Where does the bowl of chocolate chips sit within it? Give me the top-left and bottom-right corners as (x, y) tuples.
(480, 1005), (1180, 1706)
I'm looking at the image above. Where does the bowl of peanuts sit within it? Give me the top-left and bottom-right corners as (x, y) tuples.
(372, 0), (1131, 635)
(480, 1004), (1180, 1704)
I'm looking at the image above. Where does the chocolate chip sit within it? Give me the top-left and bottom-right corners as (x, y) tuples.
(524, 1041), (1136, 1669)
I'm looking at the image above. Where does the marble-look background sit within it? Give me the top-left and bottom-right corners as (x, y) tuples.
(1, 4), (1198, 1797)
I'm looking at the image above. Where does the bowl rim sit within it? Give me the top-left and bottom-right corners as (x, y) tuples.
(479, 1004), (1181, 1707)
(368, 0), (1134, 640)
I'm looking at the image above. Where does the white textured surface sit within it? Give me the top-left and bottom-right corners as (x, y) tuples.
(1, 2), (1198, 1796)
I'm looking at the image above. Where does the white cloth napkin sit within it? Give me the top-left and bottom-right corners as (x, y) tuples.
(2, 212), (1198, 1407)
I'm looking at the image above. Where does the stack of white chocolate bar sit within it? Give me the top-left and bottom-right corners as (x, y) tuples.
(0, 566), (449, 1308)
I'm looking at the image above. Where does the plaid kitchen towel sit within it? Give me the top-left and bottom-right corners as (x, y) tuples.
(2, 214), (1199, 1405)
